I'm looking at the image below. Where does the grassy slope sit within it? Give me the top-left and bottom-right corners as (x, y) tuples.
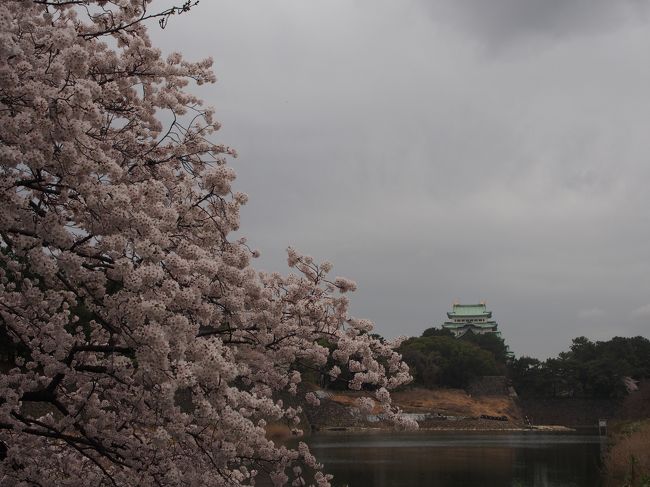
(604, 420), (650, 487)
(325, 387), (522, 424)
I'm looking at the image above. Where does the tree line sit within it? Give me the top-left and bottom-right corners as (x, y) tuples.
(396, 328), (650, 399)
(398, 328), (509, 389)
(509, 336), (650, 399)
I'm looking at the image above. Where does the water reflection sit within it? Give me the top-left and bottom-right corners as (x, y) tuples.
(304, 431), (603, 487)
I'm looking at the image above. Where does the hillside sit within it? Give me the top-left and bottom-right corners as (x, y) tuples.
(302, 386), (527, 431)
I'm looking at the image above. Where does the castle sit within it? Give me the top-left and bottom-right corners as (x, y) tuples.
(441, 302), (502, 339)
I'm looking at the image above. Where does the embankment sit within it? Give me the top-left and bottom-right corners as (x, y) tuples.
(517, 397), (619, 428)
(602, 381), (650, 486)
(302, 387), (527, 431)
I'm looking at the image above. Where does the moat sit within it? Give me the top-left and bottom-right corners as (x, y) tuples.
(303, 430), (604, 487)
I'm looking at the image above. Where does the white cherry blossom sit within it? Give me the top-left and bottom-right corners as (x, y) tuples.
(0, 2), (413, 486)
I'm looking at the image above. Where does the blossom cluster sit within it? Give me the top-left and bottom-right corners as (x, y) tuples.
(0, 2), (413, 486)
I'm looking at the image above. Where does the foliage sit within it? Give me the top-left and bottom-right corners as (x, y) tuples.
(399, 335), (499, 389)
(0, 2), (414, 486)
(509, 336), (650, 399)
(398, 327), (508, 389)
(403, 329), (650, 398)
(421, 327), (453, 338)
(459, 331), (510, 364)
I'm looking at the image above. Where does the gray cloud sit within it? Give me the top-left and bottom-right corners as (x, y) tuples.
(578, 308), (605, 320)
(150, 0), (650, 358)
(420, 0), (648, 50)
(631, 304), (650, 318)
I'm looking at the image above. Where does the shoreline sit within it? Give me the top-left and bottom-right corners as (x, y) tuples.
(315, 424), (575, 433)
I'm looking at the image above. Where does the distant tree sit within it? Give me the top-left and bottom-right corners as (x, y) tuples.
(421, 327), (453, 338)
(399, 336), (498, 389)
(603, 336), (650, 378)
(400, 348), (443, 388)
(459, 331), (509, 364)
(509, 336), (650, 399)
(508, 356), (545, 396)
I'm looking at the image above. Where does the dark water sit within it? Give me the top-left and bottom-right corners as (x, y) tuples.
(305, 431), (605, 487)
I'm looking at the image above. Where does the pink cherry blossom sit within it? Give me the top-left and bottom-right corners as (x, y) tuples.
(0, 2), (413, 486)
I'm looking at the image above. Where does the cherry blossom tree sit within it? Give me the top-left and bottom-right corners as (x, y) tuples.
(0, 1), (413, 485)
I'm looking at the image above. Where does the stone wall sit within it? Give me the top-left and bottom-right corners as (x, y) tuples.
(517, 397), (619, 427)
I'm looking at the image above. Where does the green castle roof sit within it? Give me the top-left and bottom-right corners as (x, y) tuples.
(443, 321), (497, 329)
(447, 303), (492, 318)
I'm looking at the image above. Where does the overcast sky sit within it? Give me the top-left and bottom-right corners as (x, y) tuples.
(151, 0), (650, 358)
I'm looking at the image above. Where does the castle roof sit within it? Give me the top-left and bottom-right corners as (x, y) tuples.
(447, 303), (492, 319)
